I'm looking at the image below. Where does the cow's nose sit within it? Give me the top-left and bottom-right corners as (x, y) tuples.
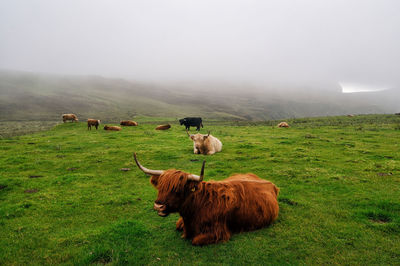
(154, 202), (166, 211)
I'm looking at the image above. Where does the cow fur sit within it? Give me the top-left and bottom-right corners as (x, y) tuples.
(156, 124), (171, 130)
(104, 125), (122, 131)
(277, 122), (290, 128)
(120, 120), (138, 126)
(190, 133), (222, 155)
(87, 119), (100, 130)
(149, 170), (279, 246)
(62, 114), (78, 123)
(179, 117), (203, 131)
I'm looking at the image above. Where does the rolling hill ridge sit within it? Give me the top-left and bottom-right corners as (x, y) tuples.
(0, 70), (398, 122)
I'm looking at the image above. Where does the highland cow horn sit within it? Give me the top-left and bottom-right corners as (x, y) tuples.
(133, 153), (164, 176)
(199, 160), (205, 181)
(207, 131), (210, 136)
(187, 160), (205, 182)
(186, 129), (191, 137)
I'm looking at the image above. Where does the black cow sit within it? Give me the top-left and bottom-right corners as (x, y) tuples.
(179, 117), (203, 131)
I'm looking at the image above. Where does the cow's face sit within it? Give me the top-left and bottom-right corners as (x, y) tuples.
(179, 119), (185, 125)
(191, 134), (209, 154)
(150, 171), (196, 217)
(133, 153), (204, 217)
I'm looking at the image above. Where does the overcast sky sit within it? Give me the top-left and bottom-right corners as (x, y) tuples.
(0, 0), (399, 90)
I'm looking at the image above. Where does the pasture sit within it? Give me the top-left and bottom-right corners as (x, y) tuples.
(0, 115), (399, 265)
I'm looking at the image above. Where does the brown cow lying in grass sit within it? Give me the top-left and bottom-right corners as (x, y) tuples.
(155, 124), (171, 130)
(120, 120), (138, 126)
(277, 122), (290, 128)
(187, 131), (222, 155)
(133, 153), (279, 246)
(87, 119), (100, 130)
(62, 114), (78, 123)
(104, 125), (121, 131)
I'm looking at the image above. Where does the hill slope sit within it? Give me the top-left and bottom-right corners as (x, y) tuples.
(0, 70), (399, 122)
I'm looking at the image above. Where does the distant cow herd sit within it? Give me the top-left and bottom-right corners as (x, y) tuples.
(59, 113), (304, 245)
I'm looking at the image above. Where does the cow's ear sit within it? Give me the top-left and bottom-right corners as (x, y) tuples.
(190, 135), (195, 140)
(150, 175), (160, 187)
(203, 135), (208, 140)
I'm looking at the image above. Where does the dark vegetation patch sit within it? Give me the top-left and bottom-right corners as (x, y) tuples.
(377, 172), (393, 176)
(353, 200), (400, 233)
(89, 248), (113, 264)
(29, 175), (43, 178)
(0, 184), (8, 190)
(67, 167), (79, 171)
(365, 212), (392, 224)
(21, 203), (32, 209)
(238, 143), (255, 149)
(24, 189), (38, 193)
(279, 198), (298, 206)
(104, 199), (135, 206)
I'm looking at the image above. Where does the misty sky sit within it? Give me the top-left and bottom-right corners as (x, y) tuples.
(0, 0), (399, 90)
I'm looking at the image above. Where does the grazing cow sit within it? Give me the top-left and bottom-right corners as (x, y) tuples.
(133, 153), (279, 246)
(87, 119), (100, 130)
(62, 114), (78, 123)
(156, 124), (171, 130)
(395, 113), (400, 115)
(347, 114), (354, 117)
(277, 122), (290, 128)
(179, 117), (203, 131)
(120, 120), (138, 126)
(187, 131), (222, 155)
(104, 125), (121, 131)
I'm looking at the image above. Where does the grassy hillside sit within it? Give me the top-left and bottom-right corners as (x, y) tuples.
(0, 115), (399, 265)
(1, 70), (398, 122)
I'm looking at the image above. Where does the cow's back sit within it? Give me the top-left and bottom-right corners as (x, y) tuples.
(224, 174), (279, 232)
(184, 117), (202, 125)
(62, 114), (77, 121)
(205, 135), (222, 153)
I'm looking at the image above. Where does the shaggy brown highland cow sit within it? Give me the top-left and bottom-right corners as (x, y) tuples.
(155, 124), (171, 130)
(120, 120), (138, 126)
(277, 122), (290, 128)
(103, 125), (121, 131)
(133, 153), (279, 246)
(87, 119), (100, 130)
(62, 114), (78, 123)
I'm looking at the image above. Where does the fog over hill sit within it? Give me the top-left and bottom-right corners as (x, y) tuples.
(1, 1), (399, 120)
(0, 70), (398, 122)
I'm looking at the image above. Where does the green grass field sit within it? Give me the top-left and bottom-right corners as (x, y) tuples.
(0, 115), (399, 265)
